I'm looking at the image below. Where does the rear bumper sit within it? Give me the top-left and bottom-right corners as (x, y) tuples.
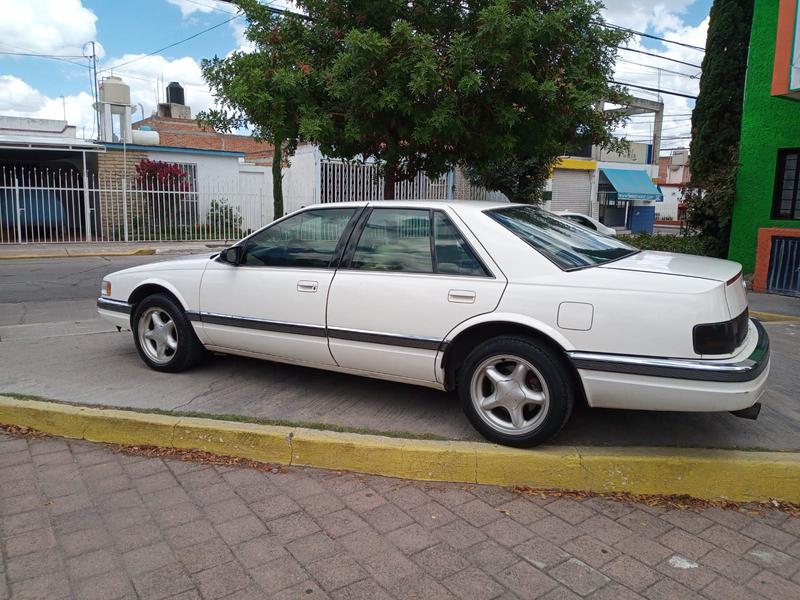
(569, 319), (770, 412)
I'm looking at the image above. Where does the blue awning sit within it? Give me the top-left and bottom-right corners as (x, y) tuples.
(600, 168), (663, 201)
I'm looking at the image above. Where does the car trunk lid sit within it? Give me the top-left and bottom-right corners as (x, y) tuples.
(599, 250), (747, 318)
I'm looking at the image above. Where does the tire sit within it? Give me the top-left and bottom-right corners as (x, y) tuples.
(457, 336), (575, 448)
(131, 293), (206, 373)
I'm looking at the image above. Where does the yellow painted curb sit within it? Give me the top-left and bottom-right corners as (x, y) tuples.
(0, 248), (155, 260)
(1, 396), (799, 503)
(751, 310), (800, 323)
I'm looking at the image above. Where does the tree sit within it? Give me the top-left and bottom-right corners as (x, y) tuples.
(203, 0), (628, 203)
(456, 1), (629, 203)
(199, 0), (316, 218)
(686, 0), (754, 256)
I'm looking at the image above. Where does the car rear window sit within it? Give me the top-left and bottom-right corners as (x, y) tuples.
(487, 206), (638, 270)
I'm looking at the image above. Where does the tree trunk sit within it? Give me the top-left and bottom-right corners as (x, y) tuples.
(272, 139), (284, 219)
(383, 162), (396, 200)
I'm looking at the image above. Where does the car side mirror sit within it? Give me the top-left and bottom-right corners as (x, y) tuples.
(220, 246), (244, 266)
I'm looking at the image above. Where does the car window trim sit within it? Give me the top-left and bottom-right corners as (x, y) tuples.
(340, 206), (493, 278)
(222, 206), (363, 270)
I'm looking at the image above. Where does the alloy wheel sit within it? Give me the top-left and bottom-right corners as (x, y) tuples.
(469, 354), (550, 436)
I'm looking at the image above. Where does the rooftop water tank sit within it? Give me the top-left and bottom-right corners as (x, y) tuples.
(100, 76), (131, 105)
(166, 82), (185, 106)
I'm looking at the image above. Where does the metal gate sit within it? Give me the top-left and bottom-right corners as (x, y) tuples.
(767, 236), (800, 297)
(0, 166), (269, 244)
(550, 169), (592, 214)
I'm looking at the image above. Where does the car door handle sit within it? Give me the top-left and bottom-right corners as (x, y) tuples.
(448, 289), (476, 304)
(297, 280), (318, 293)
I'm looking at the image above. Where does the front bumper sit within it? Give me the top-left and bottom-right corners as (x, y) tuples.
(97, 297), (132, 330)
(569, 319), (770, 412)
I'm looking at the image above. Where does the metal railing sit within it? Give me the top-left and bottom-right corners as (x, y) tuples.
(0, 166), (269, 244)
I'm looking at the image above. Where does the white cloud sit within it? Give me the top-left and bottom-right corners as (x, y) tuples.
(0, 75), (96, 136)
(0, 0), (99, 57)
(600, 1), (709, 152)
(165, 0), (234, 18)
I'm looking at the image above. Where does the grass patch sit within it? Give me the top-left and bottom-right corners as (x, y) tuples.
(619, 232), (711, 256)
(0, 392), (447, 441)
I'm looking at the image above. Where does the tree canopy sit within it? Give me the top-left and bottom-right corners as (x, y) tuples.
(201, 0), (628, 202)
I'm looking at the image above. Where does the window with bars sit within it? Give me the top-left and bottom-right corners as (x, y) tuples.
(773, 149), (800, 220)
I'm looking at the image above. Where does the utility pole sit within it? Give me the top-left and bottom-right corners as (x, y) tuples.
(85, 41), (101, 139)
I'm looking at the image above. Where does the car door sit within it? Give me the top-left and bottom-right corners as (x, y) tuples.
(199, 206), (360, 366)
(326, 206), (507, 383)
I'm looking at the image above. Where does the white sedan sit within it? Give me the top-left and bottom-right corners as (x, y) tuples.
(556, 211), (617, 236)
(98, 201), (769, 447)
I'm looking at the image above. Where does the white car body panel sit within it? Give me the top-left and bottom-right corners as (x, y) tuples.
(98, 200), (768, 418)
(199, 261), (335, 366)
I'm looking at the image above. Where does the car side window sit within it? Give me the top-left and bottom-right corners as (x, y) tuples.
(350, 209), (433, 273)
(433, 212), (488, 276)
(241, 208), (356, 268)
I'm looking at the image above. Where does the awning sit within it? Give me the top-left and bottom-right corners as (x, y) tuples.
(600, 168), (662, 201)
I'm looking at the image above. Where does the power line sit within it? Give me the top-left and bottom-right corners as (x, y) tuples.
(613, 81), (698, 100)
(0, 49), (89, 68)
(97, 14), (242, 73)
(602, 22), (705, 52)
(617, 46), (701, 69)
(616, 59), (699, 80)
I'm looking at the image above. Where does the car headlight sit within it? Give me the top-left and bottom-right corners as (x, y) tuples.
(101, 280), (112, 297)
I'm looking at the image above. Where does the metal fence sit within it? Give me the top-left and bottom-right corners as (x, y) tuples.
(319, 159), (449, 203)
(0, 166), (269, 244)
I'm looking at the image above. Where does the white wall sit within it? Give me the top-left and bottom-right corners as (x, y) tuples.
(282, 145), (318, 213)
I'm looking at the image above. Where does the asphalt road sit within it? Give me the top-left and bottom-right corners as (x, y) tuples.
(1, 255), (799, 450)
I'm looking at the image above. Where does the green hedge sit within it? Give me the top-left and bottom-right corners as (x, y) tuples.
(618, 233), (711, 256)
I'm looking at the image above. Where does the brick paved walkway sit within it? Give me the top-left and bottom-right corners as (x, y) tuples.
(1, 433), (798, 600)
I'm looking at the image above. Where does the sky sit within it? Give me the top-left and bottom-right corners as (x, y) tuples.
(0, 0), (712, 153)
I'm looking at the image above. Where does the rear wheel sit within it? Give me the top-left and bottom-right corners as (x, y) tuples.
(132, 294), (205, 372)
(458, 337), (574, 447)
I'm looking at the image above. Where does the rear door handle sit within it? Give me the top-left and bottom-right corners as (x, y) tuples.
(448, 289), (476, 304)
(297, 280), (318, 293)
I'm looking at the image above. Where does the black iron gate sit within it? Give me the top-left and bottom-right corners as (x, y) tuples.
(767, 236), (800, 296)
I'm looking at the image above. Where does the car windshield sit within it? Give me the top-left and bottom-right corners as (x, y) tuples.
(487, 205), (638, 270)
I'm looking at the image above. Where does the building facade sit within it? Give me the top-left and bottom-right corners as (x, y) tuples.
(729, 0), (800, 295)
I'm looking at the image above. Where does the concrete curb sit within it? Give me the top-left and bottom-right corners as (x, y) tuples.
(1, 396), (798, 502)
(750, 310), (800, 323)
(0, 248), (156, 260)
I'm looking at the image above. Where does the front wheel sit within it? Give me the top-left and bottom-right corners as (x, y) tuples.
(132, 294), (205, 372)
(458, 337), (575, 447)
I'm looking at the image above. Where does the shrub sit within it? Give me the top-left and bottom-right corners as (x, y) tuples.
(618, 233), (711, 256)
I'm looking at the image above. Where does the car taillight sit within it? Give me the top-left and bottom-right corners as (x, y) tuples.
(101, 281), (111, 297)
(693, 309), (749, 355)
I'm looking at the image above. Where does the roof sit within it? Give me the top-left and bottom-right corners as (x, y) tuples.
(133, 116), (274, 163)
(0, 133), (102, 152)
(104, 143), (244, 158)
(600, 168), (663, 201)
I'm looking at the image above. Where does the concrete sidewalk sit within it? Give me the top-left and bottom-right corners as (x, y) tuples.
(1, 431), (798, 600)
(0, 241), (226, 259)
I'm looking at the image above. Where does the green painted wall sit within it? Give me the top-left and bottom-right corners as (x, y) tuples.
(729, 0), (800, 271)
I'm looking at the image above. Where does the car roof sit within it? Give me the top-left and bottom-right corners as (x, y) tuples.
(299, 200), (513, 213)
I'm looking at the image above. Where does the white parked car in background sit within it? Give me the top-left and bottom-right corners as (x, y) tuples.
(98, 202), (769, 447)
(556, 211), (617, 236)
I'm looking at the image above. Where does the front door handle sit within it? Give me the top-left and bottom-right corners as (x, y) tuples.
(448, 289), (476, 304)
(297, 280), (318, 293)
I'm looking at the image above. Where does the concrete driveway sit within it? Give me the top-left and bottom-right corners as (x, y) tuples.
(1, 255), (798, 450)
